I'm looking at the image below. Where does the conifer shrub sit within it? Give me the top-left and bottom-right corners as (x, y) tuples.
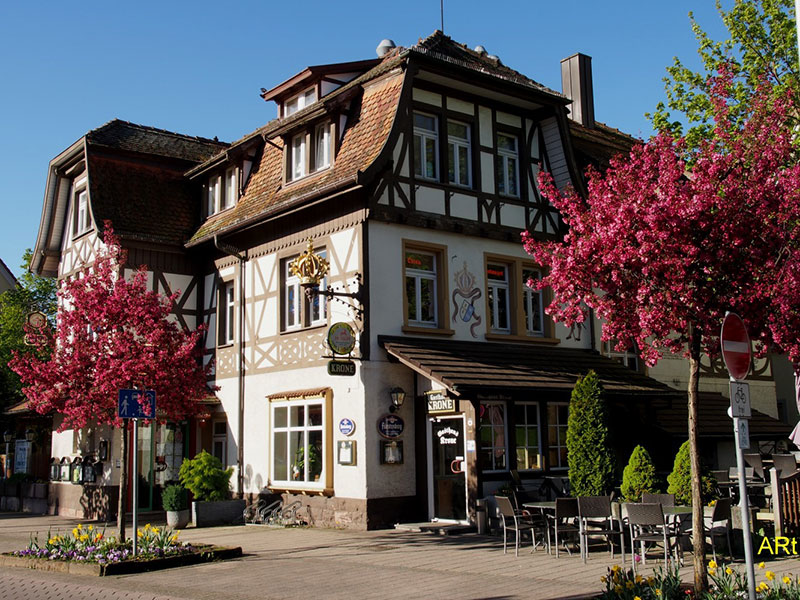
(178, 451), (233, 502)
(566, 370), (616, 497)
(666, 440), (717, 505)
(620, 445), (658, 502)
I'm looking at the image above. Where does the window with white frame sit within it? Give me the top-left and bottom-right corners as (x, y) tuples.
(212, 421), (227, 466)
(522, 268), (544, 336)
(479, 401), (507, 472)
(496, 133), (519, 197)
(284, 250), (327, 331)
(547, 403), (569, 470)
(413, 112), (438, 180)
(73, 188), (91, 235)
(288, 123), (332, 182)
(487, 263), (510, 333)
(283, 87), (317, 117)
(222, 167), (237, 210)
(270, 394), (329, 489)
(514, 402), (542, 470)
(218, 281), (235, 345)
(447, 120), (471, 187)
(602, 338), (641, 372)
(404, 249), (437, 327)
(207, 175), (221, 216)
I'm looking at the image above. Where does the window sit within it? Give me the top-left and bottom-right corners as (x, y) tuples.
(602, 339), (640, 372)
(283, 250), (327, 331)
(73, 188), (91, 235)
(522, 269), (544, 336)
(218, 281), (235, 345)
(479, 401), (507, 472)
(484, 256), (548, 339)
(288, 123), (333, 182)
(487, 263), (510, 333)
(284, 87), (317, 117)
(413, 112), (438, 180)
(206, 168), (238, 216)
(212, 421), (227, 466)
(222, 168), (237, 210)
(405, 250), (437, 327)
(547, 403), (569, 470)
(270, 391), (332, 491)
(447, 120), (471, 187)
(496, 133), (519, 197)
(515, 403), (542, 470)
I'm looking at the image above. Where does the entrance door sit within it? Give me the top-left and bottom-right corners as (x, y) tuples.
(428, 416), (468, 522)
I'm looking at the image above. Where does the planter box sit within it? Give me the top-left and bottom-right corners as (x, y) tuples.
(192, 499), (246, 527)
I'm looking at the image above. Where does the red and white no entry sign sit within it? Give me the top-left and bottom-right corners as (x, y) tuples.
(721, 312), (751, 381)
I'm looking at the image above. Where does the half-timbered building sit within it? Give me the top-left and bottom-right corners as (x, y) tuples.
(31, 32), (789, 526)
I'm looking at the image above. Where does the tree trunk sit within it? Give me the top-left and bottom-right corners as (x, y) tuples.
(688, 326), (708, 592)
(116, 421), (129, 542)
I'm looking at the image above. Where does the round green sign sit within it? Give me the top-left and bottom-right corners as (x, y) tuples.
(327, 322), (356, 355)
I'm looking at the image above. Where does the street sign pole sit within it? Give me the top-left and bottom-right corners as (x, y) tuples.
(721, 312), (755, 600)
(132, 418), (138, 557)
(733, 408), (756, 600)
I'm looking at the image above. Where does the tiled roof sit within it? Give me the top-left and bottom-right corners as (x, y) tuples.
(378, 335), (678, 397)
(88, 153), (199, 246)
(86, 119), (227, 163)
(409, 31), (565, 100)
(187, 68), (406, 246)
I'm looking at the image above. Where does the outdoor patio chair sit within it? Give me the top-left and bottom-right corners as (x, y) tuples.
(729, 466), (755, 480)
(495, 495), (544, 557)
(577, 495), (625, 564)
(547, 497), (580, 558)
(743, 453), (766, 480)
(641, 493), (675, 507)
(624, 503), (681, 575)
(686, 497), (732, 563)
(772, 454), (798, 477)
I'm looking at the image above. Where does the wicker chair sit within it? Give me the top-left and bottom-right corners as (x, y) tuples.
(495, 495), (543, 557)
(624, 503), (681, 575)
(577, 495), (625, 564)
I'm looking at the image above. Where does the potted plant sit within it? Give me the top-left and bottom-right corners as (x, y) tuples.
(162, 483), (190, 528)
(179, 451), (244, 527)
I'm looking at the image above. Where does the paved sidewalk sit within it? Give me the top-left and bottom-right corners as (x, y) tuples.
(3, 512), (800, 599)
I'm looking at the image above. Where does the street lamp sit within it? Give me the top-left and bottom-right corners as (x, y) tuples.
(25, 428), (35, 443)
(289, 239), (364, 319)
(389, 387), (406, 413)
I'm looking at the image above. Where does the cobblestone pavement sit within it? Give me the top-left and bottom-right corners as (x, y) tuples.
(3, 513), (800, 599)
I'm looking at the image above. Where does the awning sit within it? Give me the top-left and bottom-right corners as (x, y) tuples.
(378, 335), (680, 397)
(655, 392), (792, 440)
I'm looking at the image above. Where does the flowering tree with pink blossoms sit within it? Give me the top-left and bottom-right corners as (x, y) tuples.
(11, 224), (211, 541)
(523, 72), (800, 590)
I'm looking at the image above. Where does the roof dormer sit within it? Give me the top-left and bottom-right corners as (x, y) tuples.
(260, 58), (380, 119)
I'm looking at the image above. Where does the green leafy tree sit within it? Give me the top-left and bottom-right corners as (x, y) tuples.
(0, 249), (56, 412)
(621, 445), (659, 502)
(179, 451), (233, 502)
(648, 0), (798, 149)
(566, 371), (616, 497)
(667, 440), (717, 505)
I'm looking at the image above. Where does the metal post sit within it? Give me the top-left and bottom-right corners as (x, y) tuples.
(132, 418), (139, 557)
(733, 417), (756, 600)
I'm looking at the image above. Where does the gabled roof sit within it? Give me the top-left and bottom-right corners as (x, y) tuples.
(408, 31), (566, 102)
(86, 119), (228, 163)
(260, 58), (382, 103)
(569, 120), (639, 171)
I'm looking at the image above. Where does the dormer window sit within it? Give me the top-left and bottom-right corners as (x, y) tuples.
(206, 167), (239, 217)
(284, 87), (317, 117)
(287, 122), (333, 183)
(73, 187), (91, 236)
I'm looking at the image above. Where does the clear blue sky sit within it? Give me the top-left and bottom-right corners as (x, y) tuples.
(0, 1), (729, 278)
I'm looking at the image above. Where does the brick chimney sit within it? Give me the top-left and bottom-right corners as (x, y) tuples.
(560, 53), (595, 129)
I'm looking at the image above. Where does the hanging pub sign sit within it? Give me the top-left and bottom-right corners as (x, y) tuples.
(327, 360), (356, 376)
(327, 322), (356, 356)
(377, 414), (405, 439)
(426, 390), (456, 414)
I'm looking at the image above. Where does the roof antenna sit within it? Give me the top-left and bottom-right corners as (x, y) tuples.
(440, 0), (444, 33)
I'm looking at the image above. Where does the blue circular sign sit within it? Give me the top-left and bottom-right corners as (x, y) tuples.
(339, 418), (356, 436)
(378, 414), (405, 439)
